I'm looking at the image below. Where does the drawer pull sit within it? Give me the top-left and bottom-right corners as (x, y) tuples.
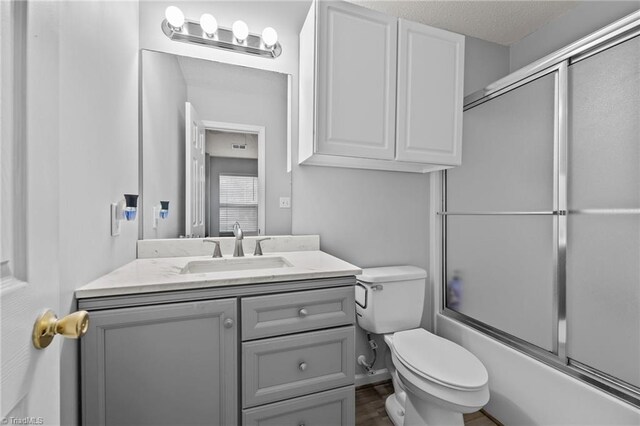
(298, 362), (307, 371)
(298, 308), (308, 318)
(299, 423), (305, 426)
(223, 318), (234, 329)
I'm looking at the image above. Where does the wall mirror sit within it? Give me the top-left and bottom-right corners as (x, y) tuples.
(140, 49), (292, 239)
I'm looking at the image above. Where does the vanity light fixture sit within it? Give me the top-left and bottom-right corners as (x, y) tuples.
(261, 27), (278, 48)
(152, 201), (170, 229)
(161, 6), (282, 58)
(232, 20), (249, 43)
(165, 6), (185, 31)
(200, 13), (218, 37)
(111, 194), (138, 236)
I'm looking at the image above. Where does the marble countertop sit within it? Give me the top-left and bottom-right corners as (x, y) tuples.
(75, 251), (361, 299)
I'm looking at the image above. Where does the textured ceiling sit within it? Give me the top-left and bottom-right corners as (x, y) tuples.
(348, 1), (581, 45)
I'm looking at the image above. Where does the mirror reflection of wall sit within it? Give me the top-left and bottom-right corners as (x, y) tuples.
(207, 131), (259, 237)
(141, 49), (291, 239)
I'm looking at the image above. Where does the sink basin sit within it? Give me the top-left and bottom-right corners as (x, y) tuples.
(181, 256), (293, 274)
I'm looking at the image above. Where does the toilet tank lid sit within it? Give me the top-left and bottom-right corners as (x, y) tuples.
(358, 266), (427, 283)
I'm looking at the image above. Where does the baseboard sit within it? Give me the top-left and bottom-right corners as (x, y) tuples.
(355, 368), (391, 388)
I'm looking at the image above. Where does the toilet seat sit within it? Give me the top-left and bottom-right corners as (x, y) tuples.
(391, 328), (488, 391)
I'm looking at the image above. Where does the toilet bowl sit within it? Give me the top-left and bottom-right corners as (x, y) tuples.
(387, 330), (489, 425)
(355, 266), (490, 426)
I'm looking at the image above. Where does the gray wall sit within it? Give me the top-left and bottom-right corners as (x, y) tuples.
(464, 36), (510, 96)
(185, 61), (292, 236)
(49, 0), (508, 421)
(209, 157), (259, 236)
(55, 2), (140, 425)
(53, 1), (636, 421)
(509, 1), (640, 71)
(142, 51), (187, 239)
(290, 34), (510, 373)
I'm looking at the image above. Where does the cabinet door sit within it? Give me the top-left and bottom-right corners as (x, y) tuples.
(396, 19), (464, 165)
(243, 386), (355, 426)
(82, 299), (237, 426)
(241, 286), (354, 340)
(316, 0), (397, 160)
(243, 327), (355, 407)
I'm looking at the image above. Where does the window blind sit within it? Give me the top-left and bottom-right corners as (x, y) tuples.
(219, 174), (258, 233)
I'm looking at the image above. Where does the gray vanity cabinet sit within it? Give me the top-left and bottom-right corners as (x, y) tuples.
(240, 287), (356, 424)
(80, 278), (356, 426)
(81, 298), (237, 426)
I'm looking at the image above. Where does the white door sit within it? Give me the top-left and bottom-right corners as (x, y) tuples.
(395, 18), (465, 165)
(185, 102), (206, 237)
(1, 1), (61, 423)
(316, 0), (397, 160)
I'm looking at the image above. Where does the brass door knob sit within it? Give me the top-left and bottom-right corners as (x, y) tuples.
(32, 309), (89, 349)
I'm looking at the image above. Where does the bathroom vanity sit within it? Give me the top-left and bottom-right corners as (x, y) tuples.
(77, 237), (360, 425)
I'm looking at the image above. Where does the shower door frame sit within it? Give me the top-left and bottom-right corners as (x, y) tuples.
(435, 10), (640, 408)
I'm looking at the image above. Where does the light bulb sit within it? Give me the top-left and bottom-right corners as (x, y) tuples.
(232, 20), (249, 42)
(165, 6), (185, 30)
(200, 13), (218, 37)
(261, 27), (278, 48)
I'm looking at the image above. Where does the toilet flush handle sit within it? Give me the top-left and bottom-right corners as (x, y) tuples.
(371, 284), (383, 291)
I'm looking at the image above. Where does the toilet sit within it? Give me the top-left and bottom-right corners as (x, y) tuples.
(355, 266), (489, 426)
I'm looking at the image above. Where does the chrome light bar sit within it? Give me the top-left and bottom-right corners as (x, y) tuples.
(161, 19), (282, 59)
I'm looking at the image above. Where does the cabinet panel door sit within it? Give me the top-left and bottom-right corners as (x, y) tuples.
(316, 0), (397, 160)
(243, 386), (355, 426)
(241, 286), (354, 340)
(82, 299), (237, 426)
(396, 19), (464, 165)
(243, 326), (355, 407)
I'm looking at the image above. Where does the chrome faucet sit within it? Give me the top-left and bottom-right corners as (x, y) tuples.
(253, 237), (271, 256)
(203, 240), (222, 258)
(232, 222), (244, 257)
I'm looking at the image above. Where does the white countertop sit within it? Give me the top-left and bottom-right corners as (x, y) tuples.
(75, 251), (361, 299)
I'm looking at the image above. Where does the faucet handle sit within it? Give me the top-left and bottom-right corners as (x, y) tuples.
(233, 222), (243, 240)
(253, 237), (271, 256)
(203, 240), (222, 258)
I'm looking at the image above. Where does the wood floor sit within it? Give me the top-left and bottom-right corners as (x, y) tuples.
(356, 381), (500, 426)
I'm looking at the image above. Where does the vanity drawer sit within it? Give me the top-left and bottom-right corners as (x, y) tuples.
(242, 326), (355, 407)
(241, 286), (355, 340)
(243, 385), (355, 426)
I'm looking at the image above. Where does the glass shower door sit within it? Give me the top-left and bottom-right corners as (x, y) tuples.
(566, 36), (640, 388)
(445, 71), (558, 352)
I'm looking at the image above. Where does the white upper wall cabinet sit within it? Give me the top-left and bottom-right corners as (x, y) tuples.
(299, 0), (465, 173)
(316, 1), (397, 160)
(395, 19), (465, 165)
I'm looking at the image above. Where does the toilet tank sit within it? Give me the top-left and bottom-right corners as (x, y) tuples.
(355, 266), (427, 334)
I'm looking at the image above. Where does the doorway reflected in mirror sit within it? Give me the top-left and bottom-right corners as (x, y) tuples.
(140, 49), (291, 239)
